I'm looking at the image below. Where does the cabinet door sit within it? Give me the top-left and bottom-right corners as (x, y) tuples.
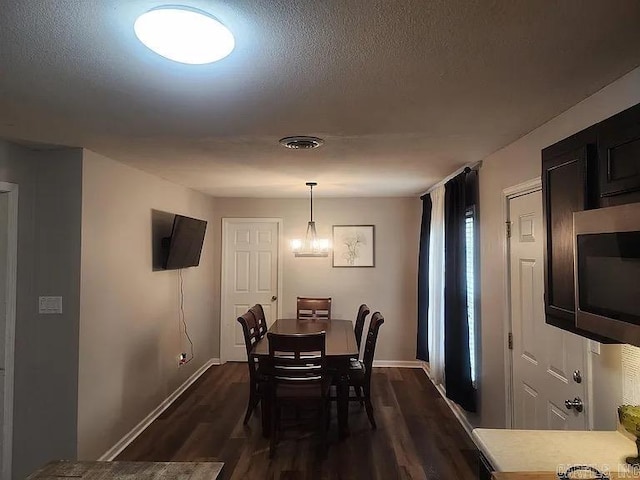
(542, 146), (617, 342)
(543, 147), (588, 322)
(599, 106), (640, 198)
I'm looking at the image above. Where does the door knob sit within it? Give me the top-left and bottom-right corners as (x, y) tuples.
(271, 295), (277, 302)
(572, 370), (582, 383)
(565, 397), (584, 413)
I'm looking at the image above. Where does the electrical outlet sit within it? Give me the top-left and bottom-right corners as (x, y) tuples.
(178, 353), (187, 366)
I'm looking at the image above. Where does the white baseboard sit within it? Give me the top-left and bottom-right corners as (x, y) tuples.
(372, 360), (423, 368)
(420, 363), (476, 437)
(98, 358), (218, 461)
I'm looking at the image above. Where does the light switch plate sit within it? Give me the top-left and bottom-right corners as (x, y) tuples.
(39, 296), (63, 314)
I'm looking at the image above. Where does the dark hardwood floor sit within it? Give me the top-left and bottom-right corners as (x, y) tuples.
(117, 363), (479, 480)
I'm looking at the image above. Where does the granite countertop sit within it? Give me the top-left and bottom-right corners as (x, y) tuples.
(473, 428), (637, 473)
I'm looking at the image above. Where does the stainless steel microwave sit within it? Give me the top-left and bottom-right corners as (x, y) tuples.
(573, 202), (640, 346)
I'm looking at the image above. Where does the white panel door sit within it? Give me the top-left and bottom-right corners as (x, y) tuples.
(221, 219), (280, 362)
(510, 190), (588, 430)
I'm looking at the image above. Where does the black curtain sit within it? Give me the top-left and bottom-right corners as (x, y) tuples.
(416, 194), (432, 361)
(444, 169), (477, 412)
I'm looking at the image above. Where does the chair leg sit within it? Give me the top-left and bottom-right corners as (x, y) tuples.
(270, 391), (278, 458)
(321, 401), (327, 450)
(364, 398), (377, 429)
(243, 384), (257, 424)
(363, 380), (376, 429)
(354, 385), (364, 407)
(325, 399), (331, 430)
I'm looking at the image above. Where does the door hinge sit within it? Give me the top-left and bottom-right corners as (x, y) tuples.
(508, 332), (513, 350)
(506, 221), (512, 238)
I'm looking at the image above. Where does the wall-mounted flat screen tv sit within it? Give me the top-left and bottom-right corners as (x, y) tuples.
(164, 215), (207, 270)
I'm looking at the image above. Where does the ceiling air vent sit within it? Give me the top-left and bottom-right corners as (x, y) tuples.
(279, 136), (324, 149)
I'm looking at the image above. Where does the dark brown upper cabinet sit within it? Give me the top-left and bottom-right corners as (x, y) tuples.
(598, 103), (640, 207)
(542, 137), (614, 342)
(543, 145), (587, 320)
(541, 102), (640, 343)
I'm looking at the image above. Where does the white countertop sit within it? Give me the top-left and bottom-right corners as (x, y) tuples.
(472, 428), (637, 473)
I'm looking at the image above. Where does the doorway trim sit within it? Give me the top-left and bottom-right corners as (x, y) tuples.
(0, 182), (18, 480)
(502, 177), (541, 429)
(220, 218), (283, 363)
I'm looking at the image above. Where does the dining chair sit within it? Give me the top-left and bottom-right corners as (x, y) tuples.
(348, 311), (385, 429)
(265, 331), (329, 457)
(353, 303), (371, 354)
(249, 303), (268, 338)
(296, 296), (332, 320)
(236, 310), (265, 424)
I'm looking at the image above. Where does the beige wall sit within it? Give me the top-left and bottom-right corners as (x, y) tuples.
(477, 66), (640, 429)
(0, 141), (83, 480)
(212, 197), (420, 362)
(78, 151), (218, 459)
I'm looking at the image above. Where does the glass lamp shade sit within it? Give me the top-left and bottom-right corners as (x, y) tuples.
(291, 221), (329, 257)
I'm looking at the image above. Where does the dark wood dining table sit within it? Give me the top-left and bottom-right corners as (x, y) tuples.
(251, 318), (359, 439)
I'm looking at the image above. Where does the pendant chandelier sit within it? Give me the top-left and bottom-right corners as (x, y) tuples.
(291, 182), (330, 257)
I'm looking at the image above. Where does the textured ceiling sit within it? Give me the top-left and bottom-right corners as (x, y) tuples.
(1, 0), (640, 197)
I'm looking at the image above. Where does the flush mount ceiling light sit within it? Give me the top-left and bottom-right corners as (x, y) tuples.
(134, 6), (235, 65)
(279, 136), (324, 149)
(291, 182), (330, 258)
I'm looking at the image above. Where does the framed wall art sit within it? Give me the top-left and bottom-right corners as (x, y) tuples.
(332, 225), (375, 267)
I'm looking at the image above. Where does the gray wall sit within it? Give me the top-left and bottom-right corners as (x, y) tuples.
(475, 66), (640, 429)
(212, 196), (420, 362)
(0, 140), (82, 479)
(77, 151), (218, 460)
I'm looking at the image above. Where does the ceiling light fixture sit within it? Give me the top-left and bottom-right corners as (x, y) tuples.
(134, 6), (235, 65)
(279, 136), (324, 149)
(291, 182), (330, 257)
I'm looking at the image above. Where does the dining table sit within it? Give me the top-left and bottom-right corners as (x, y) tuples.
(251, 318), (359, 439)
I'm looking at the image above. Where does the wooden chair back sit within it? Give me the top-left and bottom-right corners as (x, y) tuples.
(236, 309), (263, 424)
(296, 297), (332, 320)
(362, 312), (385, 380)
(237, 310), (261, 356)
(249, 303), (268, 338)
(267, 332), (326, 385)
(354, 303), (370, 352)
(267, 331), (328, 457)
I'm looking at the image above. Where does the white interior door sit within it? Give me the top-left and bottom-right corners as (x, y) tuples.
(509, 190), (588, 430)
(221, 219), (281, 362)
